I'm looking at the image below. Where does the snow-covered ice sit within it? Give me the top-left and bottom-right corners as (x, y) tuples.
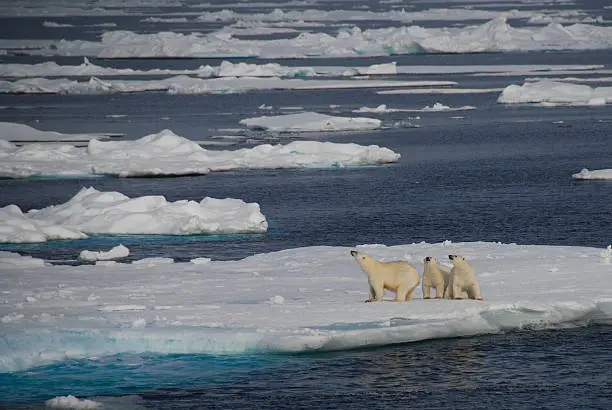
(79, 245), (130, 262)
(0, 187), (267, 243)
(353, 103), (475, 113)
(0, 75), (454, 95)
(571, 168), (612, 180)
(1, 242), (611, 373)
(498, 80), (612, 105)
(1, 60), (604, 79)
(0, 121), (114, 143)
(0, 129), (400, 179)
(6, 18), (612, 59)
(45, 395), (102, 409)
(239, 112), (381, 133)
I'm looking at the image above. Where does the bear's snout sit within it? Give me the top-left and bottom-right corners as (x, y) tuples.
(448, 254), (455, 260)
(424, 256), (431, 262)
(350, 250), (358, 257)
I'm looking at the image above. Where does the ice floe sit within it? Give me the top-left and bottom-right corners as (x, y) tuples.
(78, 245), (130, 262)
(0, 121), (115, 143)
(571, 168), (612, 180)
(353, 103), (475, 113)
(1, 59), (603, 79)
(0, 187), (267, 243)
(0, 75), (454, 95)
(497, 80), (612, 105)
(1, 241), (611, 372)
(6, 18), (612, 58)
(0, 128), (400, 179)
(239, 112), (381, 133)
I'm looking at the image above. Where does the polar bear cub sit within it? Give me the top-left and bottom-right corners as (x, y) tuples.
(444, 254), (483, 300)
(422, 256), (451, 299)
(350, 250), (420, 302)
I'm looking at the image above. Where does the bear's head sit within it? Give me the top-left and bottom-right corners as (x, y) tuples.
(424, 256), (436, 263)
(449, 255), (469, 265)
(350, 250), (375, 267)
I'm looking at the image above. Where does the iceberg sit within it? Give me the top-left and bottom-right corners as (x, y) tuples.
(1, 242), (610, 373)
(572, 168), (612, 180)
(497, 80), (612, 105)
(239, 112), (381, 132)
(0, 187), (267, 243)
(0, 128), (401, 179)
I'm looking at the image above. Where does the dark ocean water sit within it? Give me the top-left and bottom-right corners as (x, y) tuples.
(1, 1), (612, 408)
(1, 326), (611, 409)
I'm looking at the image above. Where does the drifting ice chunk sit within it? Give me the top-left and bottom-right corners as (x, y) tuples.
(240, 112), (381, 132)
(79, 244), (130, 261)
(497, 80), (612, 105)
(572, 168), (612, 180)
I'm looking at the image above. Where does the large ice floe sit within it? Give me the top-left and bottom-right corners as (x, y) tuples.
(239, 112), (381, 132)
(0, 121), (115, 143)
(5, 18), (612, 58)
(571, 168), (612, 180)
(1, 241), (611, 373)
(498, 80), (612, 106)
(0, 75), (454, 95)
(0, 59), (604, 79)
(0, 128), (400, 179)
(0, 187), (268, 243)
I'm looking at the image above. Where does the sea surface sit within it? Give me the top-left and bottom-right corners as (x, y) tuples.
(1, 0), (612, 408)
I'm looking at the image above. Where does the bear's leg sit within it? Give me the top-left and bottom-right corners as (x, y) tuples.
(453, 284), (463, 300)
(434, 284), (444, 299)
(468, 283), (483, 300)
(366, 283), (376, 302)
(422, 284), (431, 299)
(370, 281), (384, 302)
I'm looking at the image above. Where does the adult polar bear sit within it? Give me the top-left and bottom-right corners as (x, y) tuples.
(350, 250), (420, 302)
(445, 254), (483, 300)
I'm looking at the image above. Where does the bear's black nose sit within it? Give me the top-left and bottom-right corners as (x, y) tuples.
(425, 256), (431, 261)
(448, 254), (455, 260)
(350, 250), (357, 256)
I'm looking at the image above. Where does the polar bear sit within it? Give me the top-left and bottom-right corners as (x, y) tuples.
(422, 256), (451, 299)
(350, 250), (420, 302)
(444, 254), (483, 300)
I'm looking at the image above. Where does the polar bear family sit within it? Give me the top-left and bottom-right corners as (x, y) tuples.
(350, 250), (483, 302)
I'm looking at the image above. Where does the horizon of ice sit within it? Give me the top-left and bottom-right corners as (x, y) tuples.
(239, 112), (381, 133)
(1, 59), (603, 79)
(497, 80), (612, 105)
(0, 128), (401, 179)
(6, 18), (612, 59)
(1, 242), (611, 373)
(0, 187), (268, 243)
(0, 75), (455, 95)
(571, 168), (612, 180)
(353, 103), (476, 113)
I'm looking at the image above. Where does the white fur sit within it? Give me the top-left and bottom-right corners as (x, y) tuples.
(350, 250), (420, 302)
(422, 257), (451, 299)
(444, 254), (483, 300)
